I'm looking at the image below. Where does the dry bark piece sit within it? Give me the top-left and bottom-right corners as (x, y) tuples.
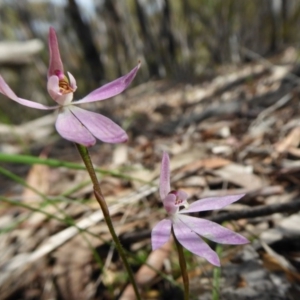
(0, 39), (43, 64)
(22, 153), (50, 203)
(120, 240), (172, 300)
(212, 163), (264, 190)
(275, 126), (300, 153)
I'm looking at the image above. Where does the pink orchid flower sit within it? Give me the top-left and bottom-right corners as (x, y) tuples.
(0, 27), (140, 146)
(152, 152), (248, 266)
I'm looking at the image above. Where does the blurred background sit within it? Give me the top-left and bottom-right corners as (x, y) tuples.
(1, 0), (300, 123)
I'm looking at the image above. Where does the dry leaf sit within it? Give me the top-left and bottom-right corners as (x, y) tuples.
(22, 154), (49, 203)
(120, 240), (172, 300)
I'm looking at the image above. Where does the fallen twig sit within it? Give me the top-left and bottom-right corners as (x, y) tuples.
(209, 198), (300, 223)
(121, 198), (300, 244)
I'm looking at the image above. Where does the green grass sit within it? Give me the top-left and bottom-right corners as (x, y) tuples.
(212, 244), (222, 300)
(0, 153), (152, 184)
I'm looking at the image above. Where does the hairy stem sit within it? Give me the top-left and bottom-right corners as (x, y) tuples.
(76, 144), (141, 300)
(172, 228), (189, 300)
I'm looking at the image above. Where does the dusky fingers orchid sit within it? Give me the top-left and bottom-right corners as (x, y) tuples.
(0, 27), (140, 146)
(152, 152), (249, 266)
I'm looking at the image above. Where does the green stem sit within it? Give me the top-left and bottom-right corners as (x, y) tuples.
(76, 144), (141, 300)
(212, 244), (222, 300)
(172, 229), (189, 300)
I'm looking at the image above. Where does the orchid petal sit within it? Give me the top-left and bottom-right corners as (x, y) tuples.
(47, 75), (73, 105)
(151, 219), (172, 250)
(173, 217), (220, 266)
(178, 215), (249, 245)
(67, 72), (77, 90)
(177, 190), (189, 202)
(75, 62), (141, 104)
(69, 106), (127, 143)
(55, 106), (96, 146)
(48, 27), (64, 78)
(0, 75), (58, 110)
(163, 193), (177, 214)
(179, 194), (245, 214)
(47, 75), (61, 100)
(160, 152), (171, 200)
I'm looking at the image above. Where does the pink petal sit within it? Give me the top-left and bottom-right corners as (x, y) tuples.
(47, 75), (61, 100)
(69, 106), (128, 143)
(177, 190), (189, 202)
(151, 219), (172, 250)
(178, 215), (249, 245)
(55, 106), (96, 146)
(48, 27), (64, 78)
(163, 193), (177, 214)
(160, 152), (171, 199)
(179, 194), (245, 214)
(47, 75), (73, 105)
(0, 75), (58, 110)
(173, 217), (220, 266)
(75, 62), (141, 104)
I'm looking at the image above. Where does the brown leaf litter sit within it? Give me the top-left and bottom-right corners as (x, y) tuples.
(1, 49), (300, 299)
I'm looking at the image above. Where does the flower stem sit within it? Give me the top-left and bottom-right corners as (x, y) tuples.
(76, 144), (141, 300)
(172, 228), (189, 300)
(212, 244), (222, 300)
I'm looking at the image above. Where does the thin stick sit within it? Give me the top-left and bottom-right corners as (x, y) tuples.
(209, 198), (300, 224)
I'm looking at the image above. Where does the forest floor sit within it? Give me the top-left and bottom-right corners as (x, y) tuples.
(1, 48), (300, 300)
